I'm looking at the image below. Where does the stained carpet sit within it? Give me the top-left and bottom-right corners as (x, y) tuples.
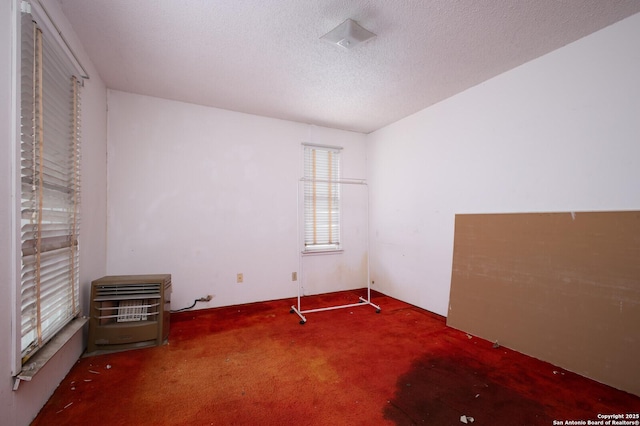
(31, 290), (639, 425)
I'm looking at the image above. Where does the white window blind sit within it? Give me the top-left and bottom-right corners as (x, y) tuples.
(303, 145), (341, 251)
(19, 10), (81, 364)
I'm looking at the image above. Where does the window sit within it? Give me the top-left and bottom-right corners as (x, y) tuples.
(19, 7), (82, 364)
(303, 145), (342, 252)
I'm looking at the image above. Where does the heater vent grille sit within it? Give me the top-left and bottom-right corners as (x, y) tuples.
(94, 283), (162, 300)
(116, 299), (150, 322)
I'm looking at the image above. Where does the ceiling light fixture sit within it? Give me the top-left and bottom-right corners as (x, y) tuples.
(320, 19), (376, 49)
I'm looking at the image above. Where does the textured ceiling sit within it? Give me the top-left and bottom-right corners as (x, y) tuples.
(58, 0), (640, 134)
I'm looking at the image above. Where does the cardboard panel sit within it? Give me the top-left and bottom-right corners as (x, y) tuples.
(447, 211), (640, 396)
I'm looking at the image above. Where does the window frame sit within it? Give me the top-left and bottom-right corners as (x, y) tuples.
(13, 0), (84, 375)
(302, 143), (343, 254)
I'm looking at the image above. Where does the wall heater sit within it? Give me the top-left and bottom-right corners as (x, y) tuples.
(87, 274), (171, 355)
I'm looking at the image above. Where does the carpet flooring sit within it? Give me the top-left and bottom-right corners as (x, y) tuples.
(31, 290), (639, 425)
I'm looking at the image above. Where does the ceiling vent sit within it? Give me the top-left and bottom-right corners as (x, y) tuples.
(320, 19), (376, 49)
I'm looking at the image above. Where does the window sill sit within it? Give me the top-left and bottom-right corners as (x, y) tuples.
(14, 316), (88, 390)
(302, 249), (344, 256)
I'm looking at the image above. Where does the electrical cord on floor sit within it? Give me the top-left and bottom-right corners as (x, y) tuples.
(170, 300), (197, 313)
(170, 296), (212, 313)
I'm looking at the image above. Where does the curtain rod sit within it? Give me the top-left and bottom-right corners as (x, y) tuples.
(302, 142), (343, 151)
(25, 0), (90, 80)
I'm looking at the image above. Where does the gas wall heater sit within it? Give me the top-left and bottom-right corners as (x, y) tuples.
(87, 274), (171, 355)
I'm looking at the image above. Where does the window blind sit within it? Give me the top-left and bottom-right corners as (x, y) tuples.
(303, 145), (341, 251)
(19, 11), (81, 363)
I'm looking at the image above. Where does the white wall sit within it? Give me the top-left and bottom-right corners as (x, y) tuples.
(366, 13), (640, 316)
(0, 1), (107, 424)
(106, 91), (368, 311)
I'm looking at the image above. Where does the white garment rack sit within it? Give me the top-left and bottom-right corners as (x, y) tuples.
(290, 177), (381, 324)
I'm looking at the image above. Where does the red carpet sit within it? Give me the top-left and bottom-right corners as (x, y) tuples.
(31, 290), (639, 425)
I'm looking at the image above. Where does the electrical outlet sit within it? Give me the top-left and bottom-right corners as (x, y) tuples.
(292, 272), (297, 281)
(237, 273), (243, 283)
(197, 295), (213, 302)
